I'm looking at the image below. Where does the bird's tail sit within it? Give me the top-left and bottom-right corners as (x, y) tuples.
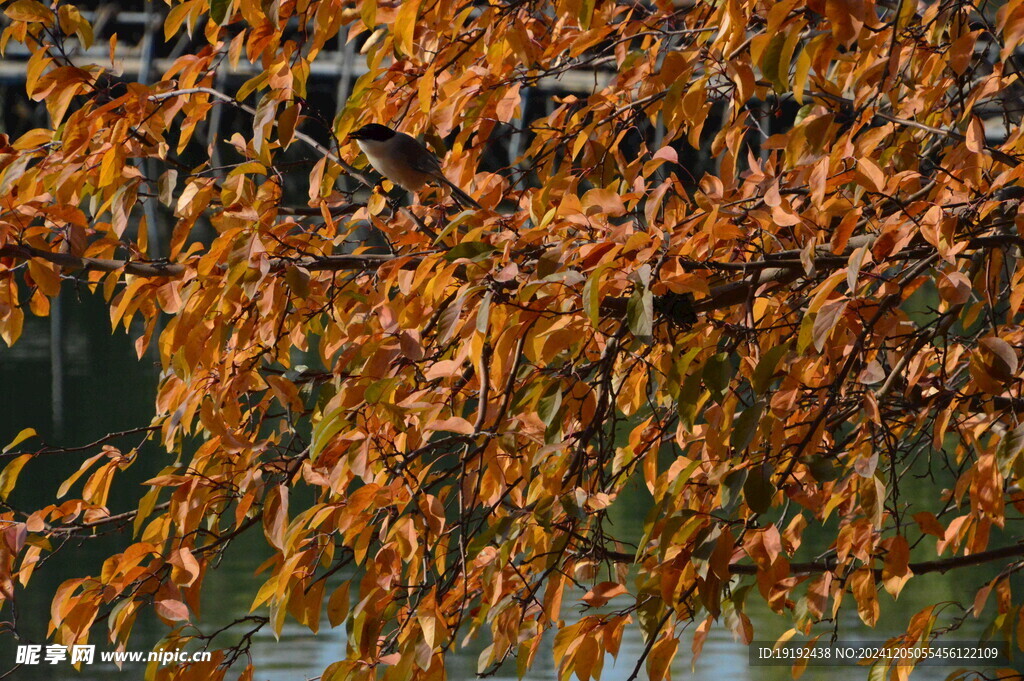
(439, 176), (482, 210)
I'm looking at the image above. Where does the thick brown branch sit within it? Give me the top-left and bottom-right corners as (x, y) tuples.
(599, 542), (1024, 577)
(0, 243), (186, 277)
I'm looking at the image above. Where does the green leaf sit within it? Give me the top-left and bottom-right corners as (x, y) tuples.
(310, 406), (345, 462)
(808, 456), (840, 482)
(702, 353), (732, 399)
(285, 266), (311, 298)
(730, 401), (764, 452)
(797, 311), (815, 354)
(466, 516), (512, 556)
(760, 32), (788, 93)
(536, 247), (562, 279)
(668, 346), (702, 399)
(752, 343), (790, 394)
(743, 462), (775, 513)
(720, 470), (747, 512)
(579, 0), (595, 29)
(677, 372), (704, 430)
(582, 263), (611, 328)
(538, 382), (562, 427)
(364, 378), (398, 404)
(996, 422), (1024, 476)
(210, 0), (229, 24)
(444, 241), (496, 262)
(436, 292), (466, 344)
(626, 286), (653, 342)
(476, 290), (492, 333)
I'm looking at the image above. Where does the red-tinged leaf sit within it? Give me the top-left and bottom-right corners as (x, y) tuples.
(652, 146), (678, 164)
(966, 116), (985, 153)
(154, 598), (190, 622)
(882, 535), (913, 599)
(436, 292), (466, 345)
(582, 187), (627, 217)
(691, 615), (713, 661)
(495, 82), (522, 122)
(855, 157), (885, 193)
(937, 270), (972, 305)
(582, 582), (627, 607)
(811, 299), (847, 352)
(426, 417), (475, 435)
(262, 485), (289, 551)
(174, 547), (201, 587)
(948, 30), (980, 75)
(974, 580), (994, 618)
(399, 330), (425, 361)
(980, 336), (1018, 380)
(825, 0), (863, 44)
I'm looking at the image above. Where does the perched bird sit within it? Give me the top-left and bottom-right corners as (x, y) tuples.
(348, 123), (482, 209)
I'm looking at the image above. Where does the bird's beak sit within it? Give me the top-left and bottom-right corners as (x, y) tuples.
(348, 129), (366, 141)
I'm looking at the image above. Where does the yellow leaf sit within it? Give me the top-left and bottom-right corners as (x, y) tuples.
(164, 3), (190, 41)
(56, 451), (105, 499)
(99, 147), (119, 187)
(793, 46), (811, 103)
(418, 63), (435, 114)
(12, 128), (53, 150)
(360, 0), (376, 28)
(807, 270), (847, 315)
(1, 308), (24, 347)
(3, 427), (36, 454)
(0, 454), (31, 501)
(5, 0), (52, 24)
(394, 0), (423, 56)
(647, 634), (678, 680)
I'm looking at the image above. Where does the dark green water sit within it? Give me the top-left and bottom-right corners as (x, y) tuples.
(0, 290), (1007, 680)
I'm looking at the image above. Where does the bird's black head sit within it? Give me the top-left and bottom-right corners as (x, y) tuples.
(349, 124), (396, 142)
